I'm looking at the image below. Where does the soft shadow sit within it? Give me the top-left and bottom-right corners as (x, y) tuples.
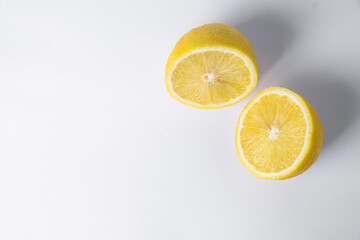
(280, 72), (359, 150)
(232, 12), (295, 78)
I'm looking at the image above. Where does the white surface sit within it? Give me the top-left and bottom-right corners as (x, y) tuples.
(0, 0), (360, 239)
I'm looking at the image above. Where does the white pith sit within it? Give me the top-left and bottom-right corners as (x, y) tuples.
(268, 127), (280, 140)
(202, 73), (216, 83)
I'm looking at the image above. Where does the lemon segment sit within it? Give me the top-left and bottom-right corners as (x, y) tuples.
(166, 24), (258, 109)
(235, 87), (323, 179)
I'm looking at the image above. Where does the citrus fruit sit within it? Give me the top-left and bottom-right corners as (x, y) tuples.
(165, 23), (258, 109)
(235, 87), (323, 179)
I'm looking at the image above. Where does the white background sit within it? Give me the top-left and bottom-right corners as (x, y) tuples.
(1, 0), (360, 239)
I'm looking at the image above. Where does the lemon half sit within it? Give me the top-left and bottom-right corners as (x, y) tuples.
(165, 23), (258, 109)
(235, 87), (323, 179)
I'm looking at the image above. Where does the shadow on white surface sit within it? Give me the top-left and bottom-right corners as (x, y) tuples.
(232, 12), (295, 78)
(280, 72), (359, 152)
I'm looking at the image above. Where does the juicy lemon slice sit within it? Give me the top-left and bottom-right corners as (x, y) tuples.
(235, 87), (323, 179)
(165, 23), (258, 109)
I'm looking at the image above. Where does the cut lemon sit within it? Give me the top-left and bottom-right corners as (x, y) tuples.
(235, 87), (323, 179)
(165, 23), (258, 109)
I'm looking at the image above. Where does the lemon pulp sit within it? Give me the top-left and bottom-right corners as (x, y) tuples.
(236, 87), (323, 179)
(171, 50), (251, 106)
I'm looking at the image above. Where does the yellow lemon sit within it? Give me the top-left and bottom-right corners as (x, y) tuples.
(165, 23), (258, 109)
(235, 87), (323, 179)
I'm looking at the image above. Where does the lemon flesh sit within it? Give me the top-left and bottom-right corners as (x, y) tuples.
(236, 87), (323, 179)
(166, 24), (257, 109)
(171, 50), (251, 106)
